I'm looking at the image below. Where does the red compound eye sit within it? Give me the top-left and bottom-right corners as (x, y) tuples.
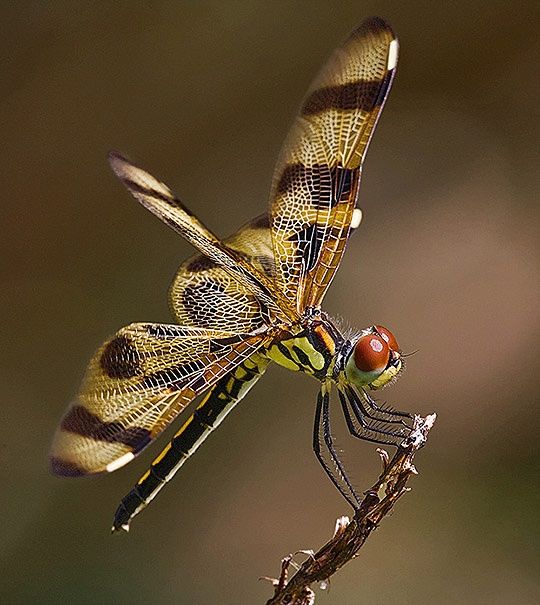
(375, 325), (399, 351)
(354, 334), (390, 372)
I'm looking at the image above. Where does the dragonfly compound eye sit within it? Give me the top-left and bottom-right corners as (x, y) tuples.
(375, 325), (399, 351)
(354, 334), (390, 372)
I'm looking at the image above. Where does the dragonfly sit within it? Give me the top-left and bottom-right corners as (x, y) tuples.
(50, 16), (414, 532)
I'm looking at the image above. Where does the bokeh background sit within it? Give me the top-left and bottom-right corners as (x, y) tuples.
(1, 2), (538, 604)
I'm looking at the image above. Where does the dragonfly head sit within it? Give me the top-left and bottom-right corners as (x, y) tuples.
(344, 325), (402, 389)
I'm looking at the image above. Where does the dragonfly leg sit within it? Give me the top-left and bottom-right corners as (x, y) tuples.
(338, 386), (410, 447)
(313, 388), (361, 508)
(362, 388), (413, 424)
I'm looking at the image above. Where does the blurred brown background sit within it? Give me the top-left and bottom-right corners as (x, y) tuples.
(1, 1), (538, 604)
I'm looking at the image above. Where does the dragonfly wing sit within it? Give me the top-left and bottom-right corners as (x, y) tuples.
(50, 323), (268, 476)
(112, 350), (270, 531)
(169, 214), (276, 333)
(269, 17), (398, 311)
(109, 153), (292, 317)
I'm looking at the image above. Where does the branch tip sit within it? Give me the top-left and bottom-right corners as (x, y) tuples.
(264, 413), (436, 605)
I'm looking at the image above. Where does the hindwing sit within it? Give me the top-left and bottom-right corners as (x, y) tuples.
(169, 214), (275, 332)
(50, 324), (268, 476)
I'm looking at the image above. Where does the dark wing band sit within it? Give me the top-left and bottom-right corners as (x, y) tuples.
(169, 214), (275, 333)
(269, 17), (398, 311)
(50, 323), (268, 476)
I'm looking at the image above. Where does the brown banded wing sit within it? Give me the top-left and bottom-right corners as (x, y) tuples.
(169, 214), (276, 333)
(50, 324), (268, 476)
(109, 153), (296, 320)
(269, 17), (398, 312)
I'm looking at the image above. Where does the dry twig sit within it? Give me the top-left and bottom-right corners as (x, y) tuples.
(265, 413), (436, 605)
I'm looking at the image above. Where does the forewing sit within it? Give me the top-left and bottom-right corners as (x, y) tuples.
(169, 214), (276, 332)
(50, 323), (268, 476)
(109, 153), (295, 319)
(269, 17), (398, 311)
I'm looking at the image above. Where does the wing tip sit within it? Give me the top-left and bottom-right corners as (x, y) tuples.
(351, 17), (398, 56)
(49, 455), (88, 477)
(107, 150), (173, 200)
(360, 16), (396, 38)
(108, 149), (132, 179)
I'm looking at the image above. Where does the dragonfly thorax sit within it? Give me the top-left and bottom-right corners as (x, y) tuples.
(266, 316), (343, 380)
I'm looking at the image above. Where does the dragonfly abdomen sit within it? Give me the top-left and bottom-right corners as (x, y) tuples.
(112, 353), (269, 532)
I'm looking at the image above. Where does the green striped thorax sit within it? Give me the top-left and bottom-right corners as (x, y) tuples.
(266, 315), (403, 391)
(266, 332), (329, 377)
